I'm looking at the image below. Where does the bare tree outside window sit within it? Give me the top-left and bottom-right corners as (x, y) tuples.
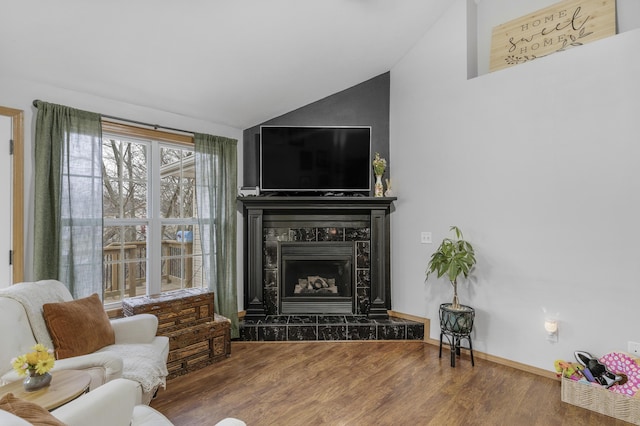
(102, 136), (203, 306)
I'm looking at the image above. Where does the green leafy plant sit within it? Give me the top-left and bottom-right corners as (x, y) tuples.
(425, 226), (476, 309)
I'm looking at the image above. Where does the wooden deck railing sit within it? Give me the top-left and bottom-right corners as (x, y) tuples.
(103, 240), (193, 300)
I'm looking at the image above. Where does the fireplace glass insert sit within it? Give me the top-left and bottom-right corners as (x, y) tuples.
(279, 242), (355, 314)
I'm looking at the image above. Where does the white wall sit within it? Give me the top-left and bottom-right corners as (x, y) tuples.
(390, 0), (640, 371)
(0, 76), (245, 310)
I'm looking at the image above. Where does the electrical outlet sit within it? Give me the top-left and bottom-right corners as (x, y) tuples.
(420, 232), (432, 244)
(628, 341), (640, 355)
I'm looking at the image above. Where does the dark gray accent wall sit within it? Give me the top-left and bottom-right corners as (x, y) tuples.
(242, 72), (390, 195)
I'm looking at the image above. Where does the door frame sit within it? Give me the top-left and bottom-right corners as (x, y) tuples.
(0, 106), (24, 283)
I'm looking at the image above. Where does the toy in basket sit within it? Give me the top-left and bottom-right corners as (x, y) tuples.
(556, 350), (640, 425)
(574, 351), (625, 388)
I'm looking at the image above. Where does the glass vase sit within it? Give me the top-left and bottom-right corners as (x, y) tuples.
(23, 370), (52, 392)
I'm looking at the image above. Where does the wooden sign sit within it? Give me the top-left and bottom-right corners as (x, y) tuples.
(490, 0), (616, 72)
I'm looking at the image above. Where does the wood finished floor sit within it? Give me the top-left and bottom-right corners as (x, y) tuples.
(151, 341), (629, 426)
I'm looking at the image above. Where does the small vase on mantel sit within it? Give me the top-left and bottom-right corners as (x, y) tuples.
(384, 178), (394, 197)
(23, 370), (52, 392)
(374, 175), (384, 197)
(372, 152), (387, 198)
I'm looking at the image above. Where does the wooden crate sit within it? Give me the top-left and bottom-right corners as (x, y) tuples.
(122, 288), (214, 331)
(165, 314), (231, 379)
(561, 377), (640, 425)
(123, 289), (231, 379)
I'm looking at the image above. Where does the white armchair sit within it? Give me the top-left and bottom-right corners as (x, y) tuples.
(0, 280), (169, 404)
(0, 378), (173, 426)
(0, 378), (246, 426)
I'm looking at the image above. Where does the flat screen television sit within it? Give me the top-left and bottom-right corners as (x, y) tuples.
(260, 126), (372, 194)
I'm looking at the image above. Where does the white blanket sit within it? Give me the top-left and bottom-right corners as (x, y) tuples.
(0, 280), (72, 349)
(98, 344), (168, 393)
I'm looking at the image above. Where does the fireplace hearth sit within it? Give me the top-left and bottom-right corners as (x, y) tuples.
(239, 314), (425, 342)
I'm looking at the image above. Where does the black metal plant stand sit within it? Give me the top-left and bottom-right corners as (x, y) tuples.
(439, 303), (475, 367)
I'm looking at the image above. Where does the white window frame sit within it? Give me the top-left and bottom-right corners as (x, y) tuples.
(101, 122), (198, 309)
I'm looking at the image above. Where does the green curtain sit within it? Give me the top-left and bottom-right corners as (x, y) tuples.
(33, 101), (103, 299)
(194, 133), (239, 338)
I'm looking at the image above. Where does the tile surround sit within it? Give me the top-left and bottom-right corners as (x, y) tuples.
(263, 225), (372, 316)
(239, 196), (395, 321)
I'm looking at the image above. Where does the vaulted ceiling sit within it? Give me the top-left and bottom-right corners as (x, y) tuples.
(2, 1), (451, 129)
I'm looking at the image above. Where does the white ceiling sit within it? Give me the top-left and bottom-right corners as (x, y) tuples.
(1, 0), (451, 129)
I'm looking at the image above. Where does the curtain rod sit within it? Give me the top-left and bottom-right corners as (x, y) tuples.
(32, 99), (196, 136)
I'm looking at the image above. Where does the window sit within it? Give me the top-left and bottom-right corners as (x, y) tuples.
(101, 122), (203, 308)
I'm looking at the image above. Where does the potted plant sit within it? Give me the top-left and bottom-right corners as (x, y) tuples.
(425, 225), (476, 310)
(426, 226), (477, 365)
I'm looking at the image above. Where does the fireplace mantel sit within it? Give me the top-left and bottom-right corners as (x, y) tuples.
(238, 196), (396, 320)
(237, 196), (396, 210)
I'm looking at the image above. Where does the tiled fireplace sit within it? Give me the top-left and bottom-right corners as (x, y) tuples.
(238, 196), (424, 341)
(240, 197), (394, 320)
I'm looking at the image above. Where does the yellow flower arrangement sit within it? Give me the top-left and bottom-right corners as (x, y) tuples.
(372, 152), (387, 177)
(11, 344), (55, 376)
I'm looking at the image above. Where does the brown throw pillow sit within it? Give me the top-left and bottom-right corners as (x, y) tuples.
(0, 393), (66, 426)
(43, 293), (115, 359)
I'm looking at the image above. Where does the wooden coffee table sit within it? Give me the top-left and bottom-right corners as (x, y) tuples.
(0, 370), (91, 411)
